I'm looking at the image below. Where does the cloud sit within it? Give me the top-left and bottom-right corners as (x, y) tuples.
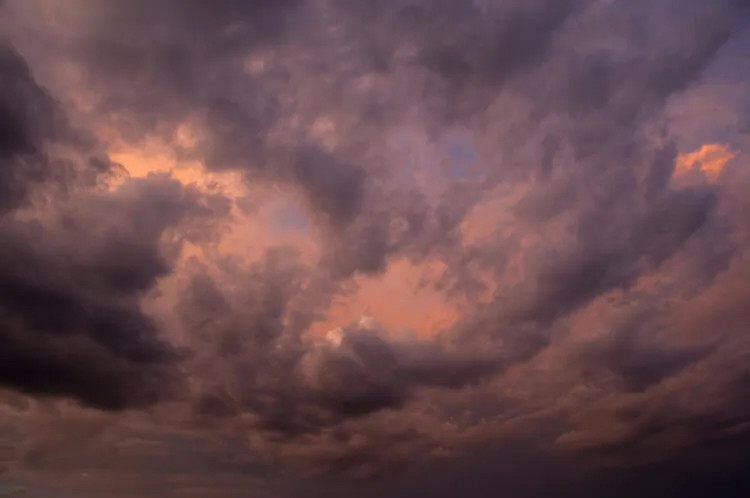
(299, 322), (495, 416)
(1, 0), (750, 495)
(0, 41), (231, 410)
(673, 143), (735, 183)
(0, 175), (229, 410)
(0, 42), (114, 212)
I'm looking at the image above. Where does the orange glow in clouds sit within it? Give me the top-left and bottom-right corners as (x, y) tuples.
(111, 144), (454, 339)
(309, 258), (458, 339)
(673, 143), (735, 183)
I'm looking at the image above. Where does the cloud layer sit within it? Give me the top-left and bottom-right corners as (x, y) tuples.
(1, 0), (750, 496)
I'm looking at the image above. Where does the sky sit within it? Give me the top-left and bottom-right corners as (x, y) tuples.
(1, 0), (750, 496)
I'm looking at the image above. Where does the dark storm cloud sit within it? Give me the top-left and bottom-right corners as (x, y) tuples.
(74, 0), (299, 134)
(332, 0), (581, 123)
(2, 0), (750, 495)
(289, 147), (366, 228)
(0, 42), (107, 212)
(0, 175), (229, 409)
(179, 253), (494, 441)
(510, 186), (719, 323)
(556, 252), (750, 456)
(7, 0), (585, 279)
(300, 326), (495, 418)
(0, 39), (231, 410)
(51, 0), (374, 232)
(433, 0), (746, 312)
(571, 306), (713, 393)
(117, 0), (750, 473)
(0, 43), (58, 158)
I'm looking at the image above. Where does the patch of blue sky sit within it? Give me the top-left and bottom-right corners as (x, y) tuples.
(444, 135), (482, 181)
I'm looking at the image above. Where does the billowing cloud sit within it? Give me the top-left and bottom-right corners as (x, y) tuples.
(1, 0), (750, 496)
(0, 40), (230, 409)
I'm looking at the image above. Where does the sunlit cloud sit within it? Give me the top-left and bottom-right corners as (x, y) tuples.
(1, 0), (749, 496)
(673, 143), (735, 184)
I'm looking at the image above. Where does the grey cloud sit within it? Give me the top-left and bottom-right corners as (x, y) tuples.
(3, 0), (581, 279)
(288, 147), (366, 228)
(159, 0), (750, 474)
(178, 251), (497, 442)
(0, 42), (212, 409)
(571, 307), (713, 393)
(0, 175), (229, 409)
(334, 0), (580, 123)
(2, 0), (750, 493)
(513, 186), (718, 323)
(0, 42), (117, 212)
(300, 325), (495, 417)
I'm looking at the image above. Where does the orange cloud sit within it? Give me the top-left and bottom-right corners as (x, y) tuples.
(109, 146), (245, 196)
(309, 258), (458, 339)
(110, 142), (320, 262)
(673, 143), (735, 183)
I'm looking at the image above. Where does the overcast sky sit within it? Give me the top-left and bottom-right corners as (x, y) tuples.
(1, 1), (750, 496)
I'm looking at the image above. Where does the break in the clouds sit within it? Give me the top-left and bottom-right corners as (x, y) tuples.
(1, 0), (750, 496)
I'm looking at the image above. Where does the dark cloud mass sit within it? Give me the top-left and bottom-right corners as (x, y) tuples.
(0, 40), (229, 409)
(0, 43), (81, 212)
(0, 175), (228, 409)
(1, 0), (750, 496)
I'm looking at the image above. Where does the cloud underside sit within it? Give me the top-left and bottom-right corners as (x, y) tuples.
(1, 0), (750, 495)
